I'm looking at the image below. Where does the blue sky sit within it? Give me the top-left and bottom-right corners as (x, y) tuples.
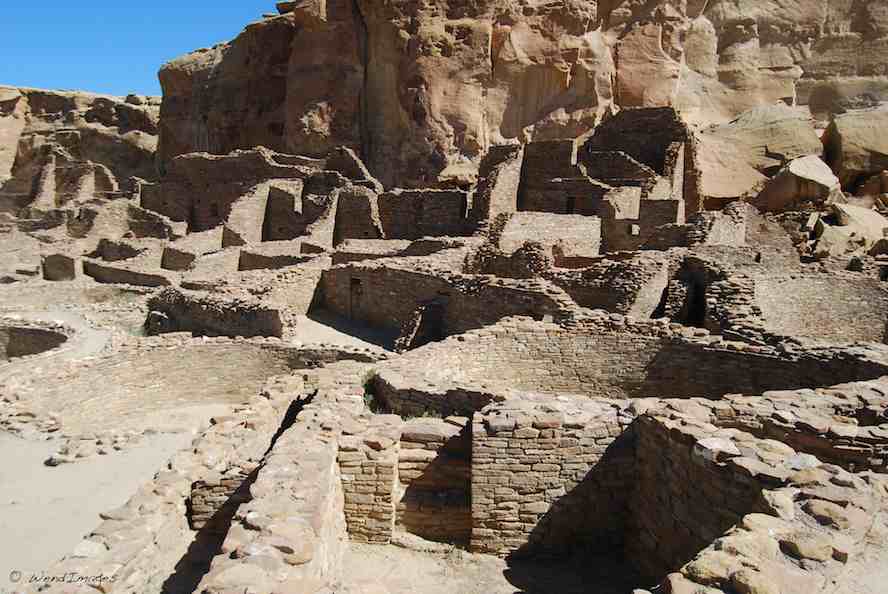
(1, 2), (272, 97)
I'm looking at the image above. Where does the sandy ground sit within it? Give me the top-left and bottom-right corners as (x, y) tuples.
(0, 432), (195, 588)
(340, 542), (645, 594)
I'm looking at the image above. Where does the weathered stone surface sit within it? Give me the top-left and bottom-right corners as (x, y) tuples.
(752, 156), (843, 213)
(823, 106), (888, 189)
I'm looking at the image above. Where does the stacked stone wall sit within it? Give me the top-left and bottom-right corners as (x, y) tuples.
(319, 263), (575, 338)
(147, 286), (284, 338)
(468, 144), (523, 225)
(471, 398), (634, 557)
(627, 416), (772, 580)
(373, 316), (888, 411)
(397, 418), (472, 545)
(338, 416), (403, 543)
(378, 189), (470, 239)
(755, 275), (888, 344)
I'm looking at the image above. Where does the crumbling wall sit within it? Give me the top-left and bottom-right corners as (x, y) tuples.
(468, 144), (523, 226)
(146, 287), (283, 338)
(319, 263), (574, 339)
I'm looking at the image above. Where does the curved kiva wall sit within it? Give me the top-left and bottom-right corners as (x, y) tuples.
(0, 320), (69, 361)
(372, 313), (888, 416)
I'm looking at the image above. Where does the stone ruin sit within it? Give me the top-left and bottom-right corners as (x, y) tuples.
(4, 1), (888, 594)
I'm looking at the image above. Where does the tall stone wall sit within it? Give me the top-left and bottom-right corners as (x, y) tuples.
(471, 398), (634, 557)
(377, 189), (470, 240)
(398, 418), (472, 545)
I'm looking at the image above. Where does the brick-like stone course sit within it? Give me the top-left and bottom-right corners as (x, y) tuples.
(471, 396), (635, 557)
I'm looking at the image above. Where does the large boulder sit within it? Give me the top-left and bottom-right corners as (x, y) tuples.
(809, 203), (888, 259)
(823, 107), (888, 190)
(697, 105), (823, 202)
(752, 156), (842, 213)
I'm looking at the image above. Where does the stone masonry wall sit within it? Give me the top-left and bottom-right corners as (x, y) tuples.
(338, 415), (404, 544)
(627, 415), (775, 581)
(471, 396), (635, 557)
(146, 286), (283, 338)
(397, 418), (472, 545)
(755, 274), (888, 344)
(320, 262), (575, 338)
(372, 315), (888, 409)
(378, 189), (470, 239)
(468, 144), (523, 226)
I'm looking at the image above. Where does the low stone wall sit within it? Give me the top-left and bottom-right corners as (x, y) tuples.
(188, 468), (253, 533)
(238, 241), (318, 271)
(651, 378), (888, 474)
(471, 396), (634, 557)
(83, 259), (172, 287)
(372, 315), (888, 414)
(33, 372), (303, 594)
(0, 320), (69, 360)
(146, 286), (284, 338)
(629, 414), (888, 594)
(198, 416), (348, 594)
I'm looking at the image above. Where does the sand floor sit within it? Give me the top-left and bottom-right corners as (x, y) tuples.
(340, 542), (646, 594)
(0, 432), (195, 587)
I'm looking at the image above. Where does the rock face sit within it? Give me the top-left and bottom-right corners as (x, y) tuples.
(823, 106), (888, 189)
(696, 105), (823, 204)
(157, 1), (888, 190)
(0, 86), (160, 212)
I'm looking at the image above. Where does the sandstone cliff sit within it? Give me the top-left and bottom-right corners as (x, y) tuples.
(157, 0), (888, 189)
(0, 87), (160, 212)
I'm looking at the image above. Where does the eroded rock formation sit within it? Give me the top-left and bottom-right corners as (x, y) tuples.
(158, 0), (888, 189)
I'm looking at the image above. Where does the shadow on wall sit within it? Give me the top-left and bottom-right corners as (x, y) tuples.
(641, 341), (888, 399)
(0, 325), (68, 360)
(510, 431), (635, 561)
(159, 396), (311, 593)
(398, 428), (471, 547)
(503, 431), (646, 593)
